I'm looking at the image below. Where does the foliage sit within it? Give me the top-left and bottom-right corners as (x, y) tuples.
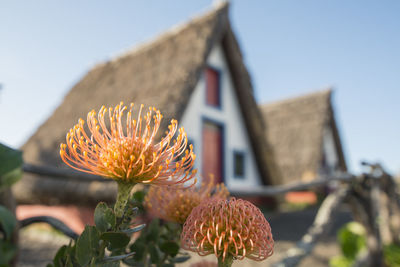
(331, 222), (400, 267)
(0, 143), (22, 266)
(329, 256), (353, 267)
(47, 201), (142, 267)
(125, 219), (190, 267)
(0, 143), (23, 190)
(330, 222), (366, 267)
(0, 205), (17, 267)
(123, 190), (190, 266)
(48, 190), (189, 267)
(384, 243), (400, 267)
(337, 222), (366, 259)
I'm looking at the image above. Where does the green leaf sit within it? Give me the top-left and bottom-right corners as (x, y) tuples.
(384, 243), (400, 267)
(132, 190), (145, 202)
(94, 203), (115, 232)
(160, 241), (179, 257)
(52, 243), (78, 267)
(104, 211), (116, 229)
(75, 226), (100, 266)
(0, 143), (23, 177)
(146, 219), (160, 242)
(337, 222), (366, 259)
(0, 167), (22, 189)
(53, 245), (68, 267)
(94, 203), (108, 232)
(100, 232), (130, 250)
(0, 240), (17, 265)
(121, 224), (145, 235)
(130, 241), (146, 261)
(162, 264), (175, 267)
(65, 253), (74, 267)
(149, 244), (161, 264)
(0, 205), (16, 240)
(329, 256), (353, 267)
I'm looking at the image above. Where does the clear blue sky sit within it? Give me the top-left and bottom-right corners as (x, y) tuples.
(1, 1), (399, 175)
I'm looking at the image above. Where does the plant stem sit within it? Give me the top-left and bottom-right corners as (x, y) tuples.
(114, 181), (134, 219)
(218, 255), (233, 267)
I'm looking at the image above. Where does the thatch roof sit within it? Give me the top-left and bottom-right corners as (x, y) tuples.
(15, 2), (279, 205)
(259, 89), (347, 185)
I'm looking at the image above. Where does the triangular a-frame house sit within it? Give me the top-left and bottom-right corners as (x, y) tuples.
(15, 2), (280, 206)
(259, 89), (347, 185)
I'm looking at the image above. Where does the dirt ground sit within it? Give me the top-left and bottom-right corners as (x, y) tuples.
(17, 207), (352, 267)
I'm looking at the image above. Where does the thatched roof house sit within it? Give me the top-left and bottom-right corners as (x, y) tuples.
(15, 2), (280, 205)
(259, 89), (347, 185)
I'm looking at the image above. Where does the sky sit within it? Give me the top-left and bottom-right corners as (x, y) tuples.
(1, 1), (399, 175)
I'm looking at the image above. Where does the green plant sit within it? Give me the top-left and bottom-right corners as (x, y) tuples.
(48, 201), (144, 267)
(0, 143), (23, 190)
(384, 243), (400, 267)
(331, 221), (400, 267)
(330, 222), (366, 267)
(126, 188), (191, 266)
(0, 205), (17, 267)
(0, 143), (23, 266)
(125, 219), (190, 267)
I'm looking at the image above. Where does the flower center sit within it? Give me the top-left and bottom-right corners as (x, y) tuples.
(99, 137), (159, 181)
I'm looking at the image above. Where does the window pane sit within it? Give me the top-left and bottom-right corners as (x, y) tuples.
(233, 152), (245, 178)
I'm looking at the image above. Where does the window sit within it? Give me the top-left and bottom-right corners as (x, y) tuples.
(233, 151), (245, 178)
(205, 67), (221, 108)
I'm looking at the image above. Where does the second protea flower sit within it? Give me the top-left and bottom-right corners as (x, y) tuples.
(144, 176), (229, 224)
(181, 197), (274, 267)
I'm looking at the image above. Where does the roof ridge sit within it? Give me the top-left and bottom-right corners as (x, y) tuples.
(259, 87), (333, 108)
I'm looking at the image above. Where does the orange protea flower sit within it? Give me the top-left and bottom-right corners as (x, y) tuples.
(144, 176), (229, 224)
(181, 197), (273, 265)
(60, 102), (197, 186)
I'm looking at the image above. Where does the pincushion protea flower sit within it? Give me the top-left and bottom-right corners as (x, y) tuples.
(144, 176), (229, 224)
(60, 102), (197, 217)
(181, 197), (273, 267)
(60, 102), (196, 185)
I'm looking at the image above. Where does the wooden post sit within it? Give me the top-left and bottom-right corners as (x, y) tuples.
(348, 174), (383, 267)
(380, 173), (400, 245)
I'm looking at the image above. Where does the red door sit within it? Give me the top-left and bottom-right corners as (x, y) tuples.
(202, 120), (223, 183)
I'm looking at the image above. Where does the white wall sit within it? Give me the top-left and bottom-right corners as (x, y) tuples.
(180, 43), (262, 189)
